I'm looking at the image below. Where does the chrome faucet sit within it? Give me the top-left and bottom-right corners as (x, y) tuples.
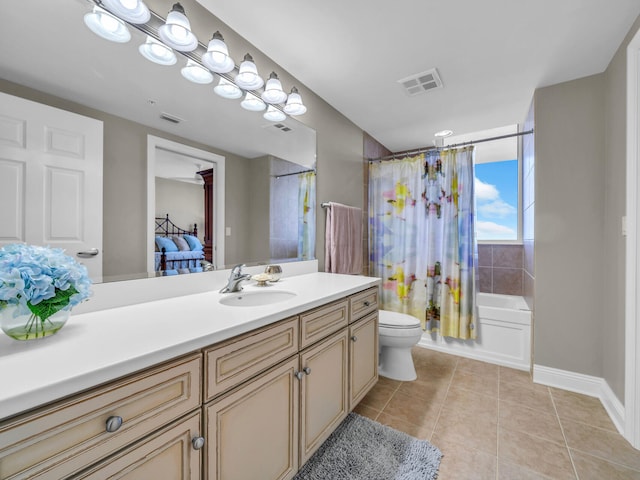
(219, 264), (251, 293)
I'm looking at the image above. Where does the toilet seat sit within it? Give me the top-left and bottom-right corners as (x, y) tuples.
(379, 310), (421, 329)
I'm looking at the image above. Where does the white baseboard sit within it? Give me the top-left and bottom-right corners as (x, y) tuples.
(533, 364), (625, 435)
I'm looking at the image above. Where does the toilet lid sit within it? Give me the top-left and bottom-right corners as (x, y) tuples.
(379, 310), (421, 329)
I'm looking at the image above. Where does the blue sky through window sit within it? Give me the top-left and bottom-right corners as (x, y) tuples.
(475, 159), (518, 240)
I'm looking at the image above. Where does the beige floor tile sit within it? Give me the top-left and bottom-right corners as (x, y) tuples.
(380, 390), (441, 431)
(433, 437), (497, 480)
(441, 384), (499, 420)
(432, 410), (498, 455)
(498, 428), (576, 479)
(412, 346), (459, 369)
(562, 420), (640, 471)
(396, 376), (450, 403)
(358, 381), (396, 411)
(498, 461), (560, 479)
(450, 368), (499, 398)
(352, 403), (379, 421)
(571, 449), (640, 480)
(456, 356), (500, 378)
(499, 365), (534, 390)
(551, 387), (617, 432)
(499, 399), (565, 445)
(375, 412), (432, 440)
(499, 380), (555, 415)
(375, 375), (402, 390)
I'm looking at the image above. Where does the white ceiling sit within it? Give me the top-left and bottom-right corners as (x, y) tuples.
(198, 0), (640, 152)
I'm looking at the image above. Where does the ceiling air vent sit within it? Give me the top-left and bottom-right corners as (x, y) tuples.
(160, 112), (184, 124)
(397, 68), (443, 96)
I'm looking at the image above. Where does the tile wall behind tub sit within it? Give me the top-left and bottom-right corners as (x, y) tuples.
(478, 244), (524, 295)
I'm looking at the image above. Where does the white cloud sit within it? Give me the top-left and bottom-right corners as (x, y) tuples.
(477, 199), (516, 218)
(476, 221), (517, 240)
(474, 178), (499, 201)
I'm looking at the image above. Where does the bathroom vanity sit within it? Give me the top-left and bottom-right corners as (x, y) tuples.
(0, 273), (379, 480)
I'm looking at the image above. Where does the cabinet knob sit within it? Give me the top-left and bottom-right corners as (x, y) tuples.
(192, 436), (206, 450)
(105, 415), (123, 433)
(363, 301), (371, 307)
(351, 335), (358, 342)
(295, 371), (304, 381)
(303, 367), (311, 375)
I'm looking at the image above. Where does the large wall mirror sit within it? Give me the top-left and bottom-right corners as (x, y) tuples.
(0, 0), (317, 283)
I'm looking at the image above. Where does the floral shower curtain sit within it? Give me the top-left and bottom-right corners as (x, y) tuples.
(297, 171), (316, 260)
(368, 146), (477, 339)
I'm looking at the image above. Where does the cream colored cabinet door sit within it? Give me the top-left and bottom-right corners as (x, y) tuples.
(349, 312), (379, 408)
(206, 357), (300, 480)
(299, 329), (349, 465)
(74, 411), (202, 480)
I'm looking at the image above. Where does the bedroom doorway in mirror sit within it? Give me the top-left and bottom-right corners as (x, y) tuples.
(147, 136), (225, 273)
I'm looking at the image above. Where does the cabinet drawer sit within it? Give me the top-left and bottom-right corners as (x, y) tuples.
(0, 353), (201, 480)
(299, 299), (348, 349)
(349, 287), (378, 321)
(74, 410), (202, 480)
(205, 317), (299, 401)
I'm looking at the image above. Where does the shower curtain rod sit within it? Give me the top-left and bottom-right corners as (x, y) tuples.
(273, 168), (316, 179)
(368, 129), (534, 162)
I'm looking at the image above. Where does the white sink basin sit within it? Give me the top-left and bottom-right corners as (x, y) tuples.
(219, 290), (297, 307)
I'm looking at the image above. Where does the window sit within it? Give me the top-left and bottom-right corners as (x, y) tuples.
(475, 159), (519, 241)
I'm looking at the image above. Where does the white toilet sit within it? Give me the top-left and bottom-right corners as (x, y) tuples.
(378, 310), (423, 381)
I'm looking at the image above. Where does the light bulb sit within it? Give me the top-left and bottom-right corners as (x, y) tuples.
(263, 106), (286, 122)
(234, 53), (264, 90)
(181, 60), (213, 84)
(240, 92), (266, 112)
(283, 87), (307, 115)
(261, 72), (288, 104)
(139, 36), (176, 65)
(84, 6), (131, 43)
(202, 31), (235, 74)
(158, 3), (198, 52)
(214, 77), (242, 99)
(100, 0), (150, 24)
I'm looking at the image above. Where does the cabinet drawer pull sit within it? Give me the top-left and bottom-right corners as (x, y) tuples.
(295, 371), (304, 381)
(351, 335), (358, 342)
(192, 436), (206, 450)
(105, 415), (123, 433)
(303, 367), (311, 375)
(363, 301), (371, 307)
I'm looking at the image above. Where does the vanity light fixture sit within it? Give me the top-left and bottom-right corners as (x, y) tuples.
(181, 59), (214, 84)
(158, 2), (198, 52)
(202, 31), (235, 74)
(100, 0), (150, 24)
(240, 92), (266, 112)
(213, 77), (243, 99)
(139, 35), (177, 65)
(235, 54), (264, 90)
(261, 72), (288, 104)
(283, 87), (307, 116)
(84, 6), (131, 43)
(263, 105), (286, 122)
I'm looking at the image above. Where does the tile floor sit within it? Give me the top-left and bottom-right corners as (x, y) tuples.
(354, 347), (640, 479)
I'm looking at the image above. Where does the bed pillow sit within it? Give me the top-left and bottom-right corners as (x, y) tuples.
(172, 235), (191, 251)
(184, 234), (204, 251)
(155, 236), (178, 252)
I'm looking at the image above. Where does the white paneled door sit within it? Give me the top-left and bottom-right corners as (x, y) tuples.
(0, 91), (103, 280)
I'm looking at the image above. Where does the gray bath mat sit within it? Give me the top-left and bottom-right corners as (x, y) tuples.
(293, 413), (442, 480)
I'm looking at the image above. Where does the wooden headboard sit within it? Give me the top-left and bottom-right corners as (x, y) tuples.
(155, 214), (198, 237)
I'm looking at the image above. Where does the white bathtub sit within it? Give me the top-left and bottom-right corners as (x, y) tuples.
(418, 292), (532, 370)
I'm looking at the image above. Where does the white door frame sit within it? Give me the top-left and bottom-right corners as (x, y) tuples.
(147, 135), (225, 271)
(625, 28), (640, 450)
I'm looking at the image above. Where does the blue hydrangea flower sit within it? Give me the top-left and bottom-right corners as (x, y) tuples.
(0, 244), (92, 319)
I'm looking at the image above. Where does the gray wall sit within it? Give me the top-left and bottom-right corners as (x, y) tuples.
(601, 15), (640, 401)
(155, 177), (204, 237)
(534, 73), (605, 377)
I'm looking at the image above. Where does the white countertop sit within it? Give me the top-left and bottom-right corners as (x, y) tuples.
(0, 272), (379, 420)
